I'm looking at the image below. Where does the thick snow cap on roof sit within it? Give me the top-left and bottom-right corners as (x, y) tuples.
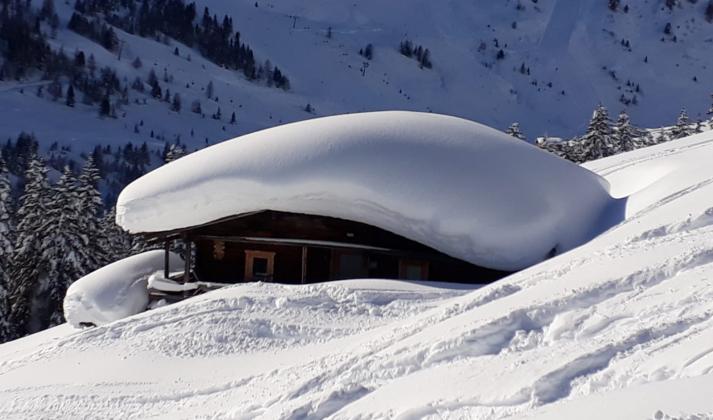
(117, 111), (614, 271)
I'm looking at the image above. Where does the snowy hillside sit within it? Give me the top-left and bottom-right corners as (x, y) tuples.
(4, 0), (713, 157)
(3, 129), (713, 417)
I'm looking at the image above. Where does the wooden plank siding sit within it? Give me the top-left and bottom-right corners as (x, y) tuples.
(163, 211), (510, 285)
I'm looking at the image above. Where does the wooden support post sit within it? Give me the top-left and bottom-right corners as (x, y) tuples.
(164, 240), (170, 279)
(183, 235), (191, 284)
(301, 246), (308, 284)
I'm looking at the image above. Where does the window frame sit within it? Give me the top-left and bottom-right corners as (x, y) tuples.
(244, 250), (276, 282)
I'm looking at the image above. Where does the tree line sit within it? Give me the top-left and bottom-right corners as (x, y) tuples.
(0, 130), (191, 343)
(71, 0), (290, 88)
(0, 156), (138, 342)
(510, 105), (707, 164)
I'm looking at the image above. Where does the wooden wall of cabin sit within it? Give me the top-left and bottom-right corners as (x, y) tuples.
(192, 211), (436, 253)
(194, 238), (509, 284)
(428, 259), (508, 284)
(187, 211), (512, 285)
(195, 239), (245, 283)
(196, 239), (305, 284)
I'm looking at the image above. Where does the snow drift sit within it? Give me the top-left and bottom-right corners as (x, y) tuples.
(117, 111), (615, 271)
(63, 250), (183, 328)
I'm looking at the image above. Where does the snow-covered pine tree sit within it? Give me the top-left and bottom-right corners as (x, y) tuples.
(164, 143), (187, 163)
(101, 206), (132, 263)
(562, 137), (591, 163)
(536, 135), (579, 161)
(695, 120), (704, 134)
(6, 156), (52, 339)
(0, 158), (15, 341)
(613, 111), (643, 152)
(641, 131), (657, 147)
(505, 122), (526, 141)
(40, 167), (85, 327)
(671, 108), (694, 139)
(76, 157), (110, 268)
(578, 105), (616, 162)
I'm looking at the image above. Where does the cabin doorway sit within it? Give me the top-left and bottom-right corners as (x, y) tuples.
(399, 259), (429, 280)
(333, 251), (369, 280)
(244, 250), (275, 282)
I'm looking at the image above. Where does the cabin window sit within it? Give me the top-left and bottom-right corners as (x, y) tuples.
(399, 259), (429, 280)
(244, 250), (275, 282)
(212, 240), (226, 260)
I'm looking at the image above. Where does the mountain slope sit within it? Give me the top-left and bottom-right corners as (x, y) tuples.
(2, 129), (713, 417)
(3, 0), (713, 156)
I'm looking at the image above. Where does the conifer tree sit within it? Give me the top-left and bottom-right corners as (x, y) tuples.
(613, 111), (641, 152)
(66, 84), (75, 107)
(41, 167), (85, 326)
(164, 143), (187, 163)
(6, 156), (52, 339)
(99, 96), (111, 117)
(579, 105), (616, 162)
(505, 122), (526, 141)
(76, 157), (110, 268)
(671, 108), (693, 139)
(101, 207), (132, 263)
(0, 158), (14, 341)
(206, 81), (214, 99)
(171, 93), (181, 112)
(40, 0), (56, 20)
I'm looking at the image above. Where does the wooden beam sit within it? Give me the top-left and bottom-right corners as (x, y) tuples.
(164, 240), (170, 279)
(134, 210), (265, 239)
(301, 246), (308, 284)
(194, 235), (391, 252)
(183, 234), (191, 284)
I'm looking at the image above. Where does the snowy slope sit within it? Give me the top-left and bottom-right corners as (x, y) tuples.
(3, 130), (713, 417)
(117, 111), (616, 271)
(4, 0), (713, 155)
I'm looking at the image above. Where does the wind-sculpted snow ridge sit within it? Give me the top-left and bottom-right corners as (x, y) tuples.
(117, 111), (616, 272)
(5, 133), (713, 417)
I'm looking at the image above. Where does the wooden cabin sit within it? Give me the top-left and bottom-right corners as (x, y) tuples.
(117, 112), (607, 301)
(149, 210), (510, 295)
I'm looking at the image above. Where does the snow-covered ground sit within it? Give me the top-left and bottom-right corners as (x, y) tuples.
(2, 128), (713, 417)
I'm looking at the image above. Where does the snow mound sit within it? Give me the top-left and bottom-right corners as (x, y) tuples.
(117, 111), (614, 271)
(63, 251), (183, 328)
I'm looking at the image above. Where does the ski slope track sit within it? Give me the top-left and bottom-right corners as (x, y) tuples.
(4, 132), (713, 417)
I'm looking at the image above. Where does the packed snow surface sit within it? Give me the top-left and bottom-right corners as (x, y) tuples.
(117, 111), (615, 271)
(63, 250), (183, 328)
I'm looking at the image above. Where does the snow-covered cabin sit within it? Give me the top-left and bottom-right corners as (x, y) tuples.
(116, 112), (614, 293)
